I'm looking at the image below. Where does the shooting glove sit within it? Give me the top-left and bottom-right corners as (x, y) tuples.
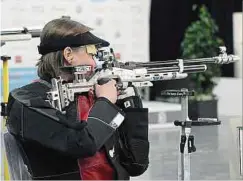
(116, 86), (149, 176)
(116, 86), (143, 109)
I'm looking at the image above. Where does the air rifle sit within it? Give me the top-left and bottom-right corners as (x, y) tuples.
(47, 46), (239, 112)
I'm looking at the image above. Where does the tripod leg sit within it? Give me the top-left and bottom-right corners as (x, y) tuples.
(178, 129), (186, 181)
(178, 126), (191, 181)
(184, 127), (191, 181)
(179, 88), (192, 181)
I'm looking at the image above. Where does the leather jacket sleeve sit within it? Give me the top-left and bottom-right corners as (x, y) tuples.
(7, 88), (125, 159)
(116, 96), (150, 176)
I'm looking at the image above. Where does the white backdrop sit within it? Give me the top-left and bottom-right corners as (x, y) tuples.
(1, 0), (151, 68)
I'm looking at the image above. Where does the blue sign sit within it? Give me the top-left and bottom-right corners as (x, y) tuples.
(1, 67), (38, 95)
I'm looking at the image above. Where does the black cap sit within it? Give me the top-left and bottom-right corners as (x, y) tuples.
(38, 24), (110, 55)
(80, 31), (110, 47)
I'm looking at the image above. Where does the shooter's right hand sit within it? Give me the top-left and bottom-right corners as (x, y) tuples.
(95, 79), (118, 104)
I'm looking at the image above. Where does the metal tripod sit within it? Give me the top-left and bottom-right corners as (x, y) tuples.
(175, 88), (195, 181)
(162, 89), (196, 181)
(161, 88), (220, 181)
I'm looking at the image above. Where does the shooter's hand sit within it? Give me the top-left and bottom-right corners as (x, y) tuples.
(95, 79), (118, 103)
(117, 86), (143, 108)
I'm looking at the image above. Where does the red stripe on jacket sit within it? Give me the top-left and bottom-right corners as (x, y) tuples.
(77, 91), (114, 180)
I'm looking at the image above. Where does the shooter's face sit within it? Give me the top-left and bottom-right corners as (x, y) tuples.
(63, 46), (96, 69)
(72, 48), (96, 68)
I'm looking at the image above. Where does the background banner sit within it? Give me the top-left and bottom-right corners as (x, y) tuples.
(1, 0), (151, 91)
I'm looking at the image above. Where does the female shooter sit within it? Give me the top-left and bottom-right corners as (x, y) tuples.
(6, 18), (149, 180)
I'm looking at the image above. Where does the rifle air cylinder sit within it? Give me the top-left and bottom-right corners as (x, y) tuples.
(133, 58), (221, 68)
(147, 64), (207, 74)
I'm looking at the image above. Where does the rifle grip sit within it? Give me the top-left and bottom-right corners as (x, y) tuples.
(97, 78), (111, 85)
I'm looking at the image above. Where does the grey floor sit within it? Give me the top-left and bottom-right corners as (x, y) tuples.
(132, 115), (243, 180)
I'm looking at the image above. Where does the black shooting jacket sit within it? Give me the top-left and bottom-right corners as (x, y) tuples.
(6, 81), (149, 180)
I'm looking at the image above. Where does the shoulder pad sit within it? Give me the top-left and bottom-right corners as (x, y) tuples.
(9, 82), (52, 108)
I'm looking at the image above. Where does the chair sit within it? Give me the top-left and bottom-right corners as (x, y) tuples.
(3, 132), (32, 180)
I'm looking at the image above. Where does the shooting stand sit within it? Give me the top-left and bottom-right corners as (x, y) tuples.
(161, 89), (220, 181)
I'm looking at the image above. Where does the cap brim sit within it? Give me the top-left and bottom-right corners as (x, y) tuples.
(38, 29), (110, 55)
(83, 31), (110, 47)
